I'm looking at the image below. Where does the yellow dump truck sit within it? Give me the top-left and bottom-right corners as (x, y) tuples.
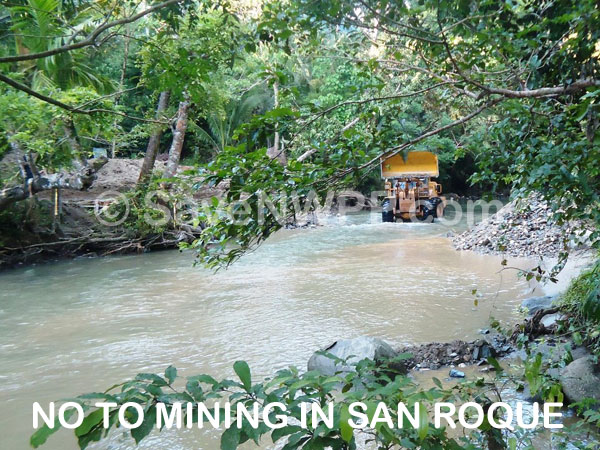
(381, 151), (446, 222)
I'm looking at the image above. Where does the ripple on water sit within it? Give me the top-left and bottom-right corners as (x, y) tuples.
(1, 212), (557, 449)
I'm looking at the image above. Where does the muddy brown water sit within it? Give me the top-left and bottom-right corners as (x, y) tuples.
(0, 211), (586, 449)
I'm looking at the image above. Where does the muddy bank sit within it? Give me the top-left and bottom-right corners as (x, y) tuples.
(452, 194), (587, 257)
(0, 158), (231, 269)
(0, 202), (200, 269)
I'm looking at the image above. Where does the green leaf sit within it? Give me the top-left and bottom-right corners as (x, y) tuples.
(30, 425), (59, 448)
(281, 432), (306, 449)
(75, 409), (104, 437)
(233, 361), (252, 391)
(418, 403), (429, 441)
(165, 366), (177, 384)
(271, 425), (303, 443)
(221, 425), (241, 450)
(188, 374), (219, 386)
(339, 405), (354, 442)
(135, 373), (168, 387)
(30, 408), (75, 448)
(487, 357), (504, 374)
(131, 404), (156, 444)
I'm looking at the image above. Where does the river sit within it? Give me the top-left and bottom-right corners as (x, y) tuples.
(0, 210), (581, 449)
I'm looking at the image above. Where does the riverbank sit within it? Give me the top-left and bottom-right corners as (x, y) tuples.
(307, 294), (600, 422)
(0, 199), (200, 270)
(0, 158), (228, 269)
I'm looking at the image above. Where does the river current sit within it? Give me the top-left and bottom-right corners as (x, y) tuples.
(0, 211), (578, 448)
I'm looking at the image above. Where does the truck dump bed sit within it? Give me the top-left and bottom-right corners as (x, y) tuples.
(380, 151), (439, 178)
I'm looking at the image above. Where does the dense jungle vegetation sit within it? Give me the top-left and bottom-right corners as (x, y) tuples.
(1, 0), (597, 266)
(1, 0), (599, 448)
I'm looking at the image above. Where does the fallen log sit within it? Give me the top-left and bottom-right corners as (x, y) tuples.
(0, 156), (108, 210)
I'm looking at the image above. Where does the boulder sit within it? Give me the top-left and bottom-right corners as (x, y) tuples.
(521, 295), (557, 316)
(540, 313), (565, 328)
(559, 356), (600, 404)
(307, 336), (397, 376)
(449, 369), (465, 378)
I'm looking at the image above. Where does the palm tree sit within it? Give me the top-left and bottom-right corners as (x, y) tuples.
(196, 87), (272, 154)
(6, 0), (113, 92)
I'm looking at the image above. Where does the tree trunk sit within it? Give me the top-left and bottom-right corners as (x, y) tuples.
(162, 95), (190, 179)
(267, 80), (287, 165)
(110, 30), (130, 158)
(138, 90), (170, 183)
(63, 118), (93, 175)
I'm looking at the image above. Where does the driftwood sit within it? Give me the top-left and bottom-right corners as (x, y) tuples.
(512, 306), (561, 340)
(0, 226), (201, 269)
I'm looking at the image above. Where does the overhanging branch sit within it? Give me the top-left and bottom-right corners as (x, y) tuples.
(0, 0), (182, 64)
(0, 73), (169, 124)
(318, 97), (504, 186)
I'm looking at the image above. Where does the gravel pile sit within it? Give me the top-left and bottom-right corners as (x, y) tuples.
(452, 194), (579, 258)
(397, 336), (512, 370)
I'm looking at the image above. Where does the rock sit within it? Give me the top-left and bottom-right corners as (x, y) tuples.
(559, 356), (600, 404)
(451, 193), (584, 258)
(449, 369), (465, 378)
(531, 341), (590, 365)
(540, 313), (565, 328)
(472, 340), (496, 361)
(307, 336), (397, 376)
(521, 295), (557, 316)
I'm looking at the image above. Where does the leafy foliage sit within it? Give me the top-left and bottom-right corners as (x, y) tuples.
(31, 355), (542, 450)
(559, 259), (600, 356)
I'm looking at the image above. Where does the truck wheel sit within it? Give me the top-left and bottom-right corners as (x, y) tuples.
(416, 202), (435, 223)
(420, 208), (435, 222)
(381, 199), (394, 222)
(418, 201), (435, 223)
(429, 197), (443, 218)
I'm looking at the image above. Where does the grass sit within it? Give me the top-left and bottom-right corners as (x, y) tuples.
(559, 258), (600, 357)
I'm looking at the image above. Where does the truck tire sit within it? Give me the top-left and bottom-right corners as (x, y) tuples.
(419, 201), (435, 223)
(381, 199), (394, 222)
(429, 197), (444, 219)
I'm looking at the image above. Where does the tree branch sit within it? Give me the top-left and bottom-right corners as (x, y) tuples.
(0, 0), (182, 64)
(303, 81), (455, 128)
(296, 118), (360, 163)
(479, 79), (600, 98)
(319, 97), (504, 185)
(0, 73), (169, 124)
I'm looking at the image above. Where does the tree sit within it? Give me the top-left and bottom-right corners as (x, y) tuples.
(0, 0), (191, 207)
(163, 95), (191, 178)
(138, 91), (171, 183)
(196, 87), (272, 155)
